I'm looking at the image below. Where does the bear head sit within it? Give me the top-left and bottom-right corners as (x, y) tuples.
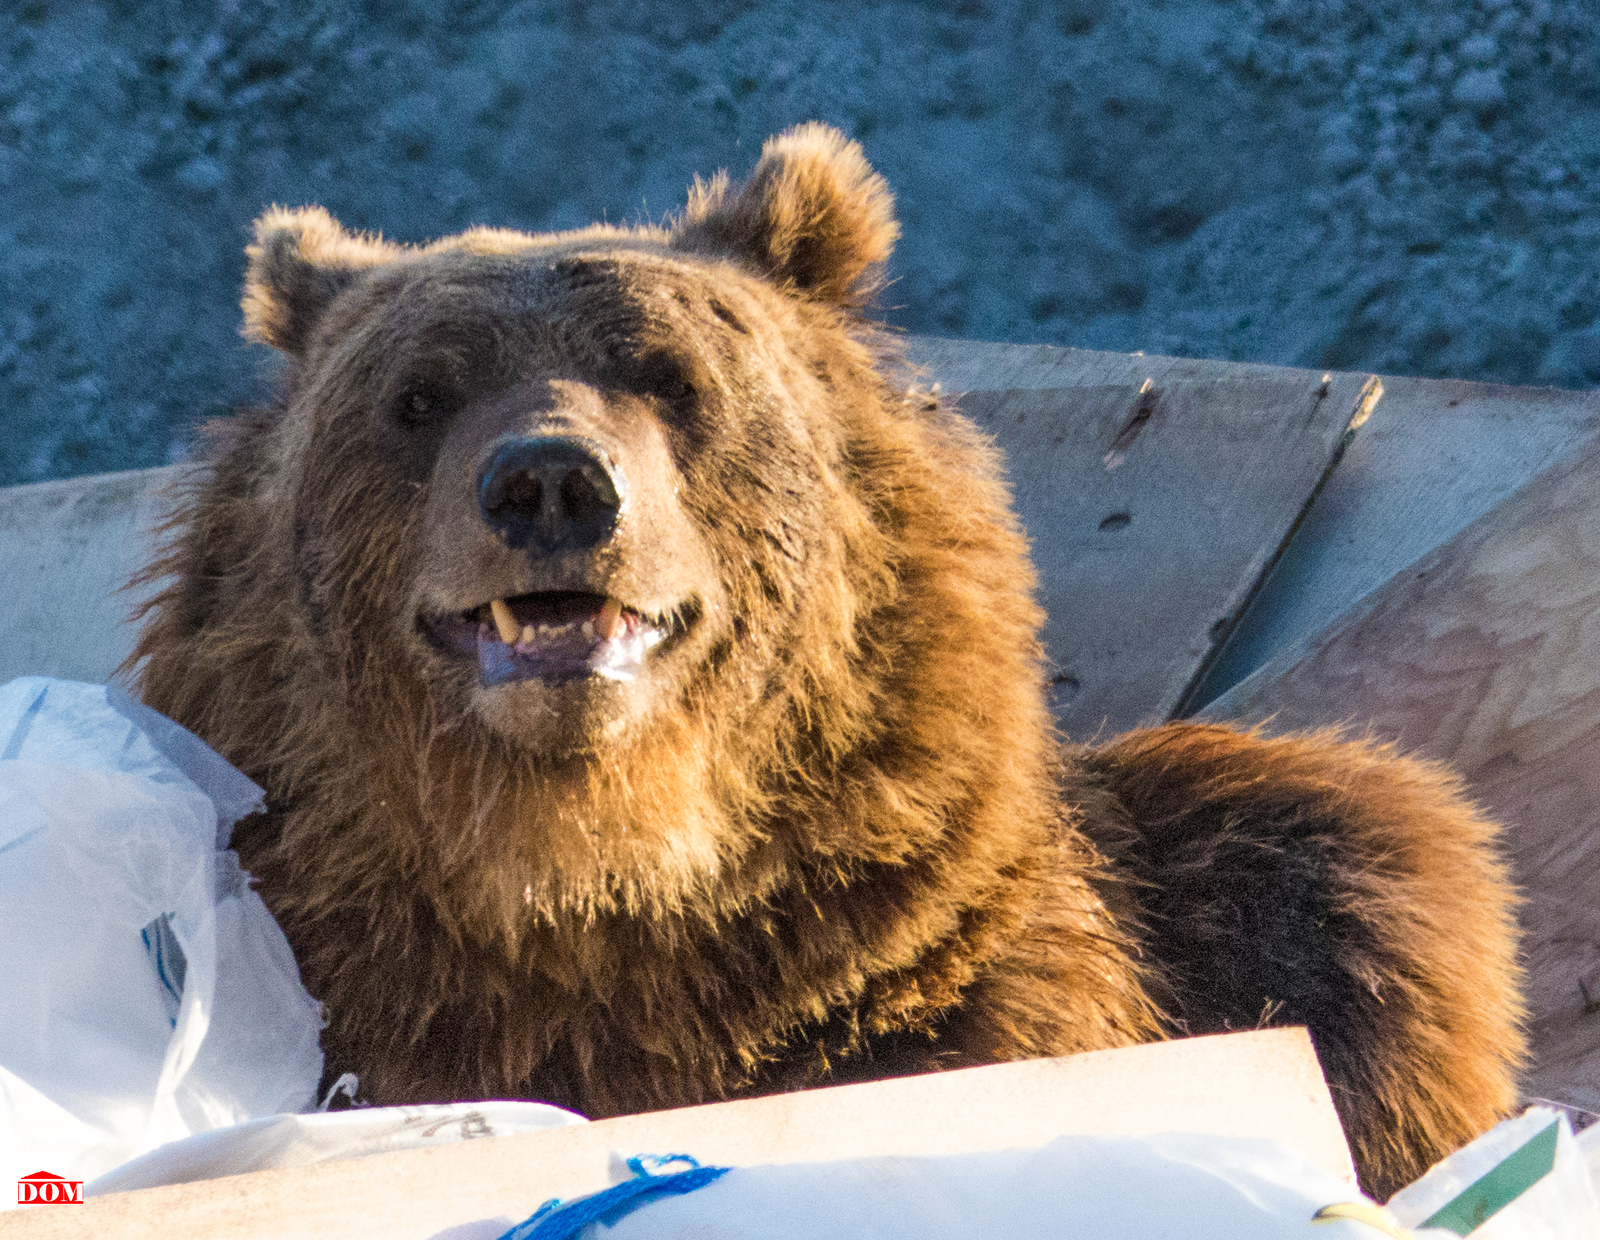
(140, 124), (1052, 976)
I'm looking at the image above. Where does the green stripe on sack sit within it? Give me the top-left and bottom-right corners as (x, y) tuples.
(1420, 1120), (1559, 1235)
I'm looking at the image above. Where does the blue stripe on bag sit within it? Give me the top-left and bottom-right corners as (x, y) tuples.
(498, 1154), (731, 1240)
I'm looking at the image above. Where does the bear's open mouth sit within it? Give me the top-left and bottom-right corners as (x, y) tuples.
(426, 591), (670, 687)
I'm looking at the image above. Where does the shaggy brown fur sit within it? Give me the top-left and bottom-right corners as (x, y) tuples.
(1066, 725), (1524, 1198)
(131, 123), (1523, 1200)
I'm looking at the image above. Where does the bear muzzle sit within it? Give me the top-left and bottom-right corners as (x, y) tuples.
(415, 391), (709, 696)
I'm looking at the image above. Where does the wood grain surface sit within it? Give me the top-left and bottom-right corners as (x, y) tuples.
(1204, 432), (1600, 1115)
(0, 465), (185, 687)
(907, 337), (1376, 737)
(1196, 375), (1600, 707)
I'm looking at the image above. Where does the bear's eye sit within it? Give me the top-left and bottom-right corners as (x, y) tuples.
(392, 378), (453, 429)
(638, 355), (697, 407)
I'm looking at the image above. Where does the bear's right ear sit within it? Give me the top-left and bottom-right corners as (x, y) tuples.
(242, 206), (397, 355)
(669, 123), (899, 309)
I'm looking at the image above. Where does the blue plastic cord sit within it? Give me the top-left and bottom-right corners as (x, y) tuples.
(498, 1154), (731, 1240)
(140, 914), (185, 1028)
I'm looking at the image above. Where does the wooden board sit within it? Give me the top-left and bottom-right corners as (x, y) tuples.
(907, 338), (1376, 736)
(0, 466), (184, 687)
(2, 341), (1371, 742)
(0, 1029), (1348, 1240)
(6, 344), (1592, 737)
(1202, 433), (1600, 1116)
(903, 337), (1361, 394)
(1193, 375), (1600, 708)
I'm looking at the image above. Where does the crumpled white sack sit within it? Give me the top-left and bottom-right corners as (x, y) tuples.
(1582, 1122), (1600, 1196)
(88, 1100), (587, 1196)
(1387, 1106), (1600, 1239)
(577, 1133), (1389, 1240)
(0, 677), (324, 1192)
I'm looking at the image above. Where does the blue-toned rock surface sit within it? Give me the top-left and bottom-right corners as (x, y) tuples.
(3, 0), (1597, 485)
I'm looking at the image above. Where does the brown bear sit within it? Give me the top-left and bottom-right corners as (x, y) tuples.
(131, 123), (1524, 1199)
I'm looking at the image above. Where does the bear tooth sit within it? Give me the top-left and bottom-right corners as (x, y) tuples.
(596, 596), (623, 641)
(489, 598), (519, 646)
(520, 624), (537, 646)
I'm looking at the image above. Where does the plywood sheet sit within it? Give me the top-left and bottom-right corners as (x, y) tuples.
(0, 1029), (1347, 1240)
(903, 337), (1350, 393)
(2, 342), (1370, 741)
(1194, 375), (1600, 706)
(906, 338), (1376, 737)
(0, 466), (185, 687)
(1202, 433), (1600, 1116)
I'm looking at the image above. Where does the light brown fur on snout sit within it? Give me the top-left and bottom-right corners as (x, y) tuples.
(132, 122), (1523, 1200)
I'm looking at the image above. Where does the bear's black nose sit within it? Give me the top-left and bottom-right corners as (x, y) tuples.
(476, 436), (623, 554)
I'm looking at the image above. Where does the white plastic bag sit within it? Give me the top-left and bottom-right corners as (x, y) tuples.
(0, 677), (324, 1192)
(88, 1100), (587, 1196)
(1387, 1106), (1600, 1238)
(505, 1133), (1394, 1240)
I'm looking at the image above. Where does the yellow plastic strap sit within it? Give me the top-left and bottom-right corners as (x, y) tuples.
(1311, 1201), (1416, 1237)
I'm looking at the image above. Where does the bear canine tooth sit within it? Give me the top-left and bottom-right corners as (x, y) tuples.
(596, 596), (623, 641)
(489, 598), (519, 646)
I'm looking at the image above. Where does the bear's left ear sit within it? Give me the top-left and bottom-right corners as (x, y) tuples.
(670, 123), (899, 308)
(242, 206), (399, 355)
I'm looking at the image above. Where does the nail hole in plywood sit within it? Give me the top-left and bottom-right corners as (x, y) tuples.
(1049, 673), (1081, 707)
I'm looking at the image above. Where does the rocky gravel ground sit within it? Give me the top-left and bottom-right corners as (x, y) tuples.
(3, 0), (1597, 485)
